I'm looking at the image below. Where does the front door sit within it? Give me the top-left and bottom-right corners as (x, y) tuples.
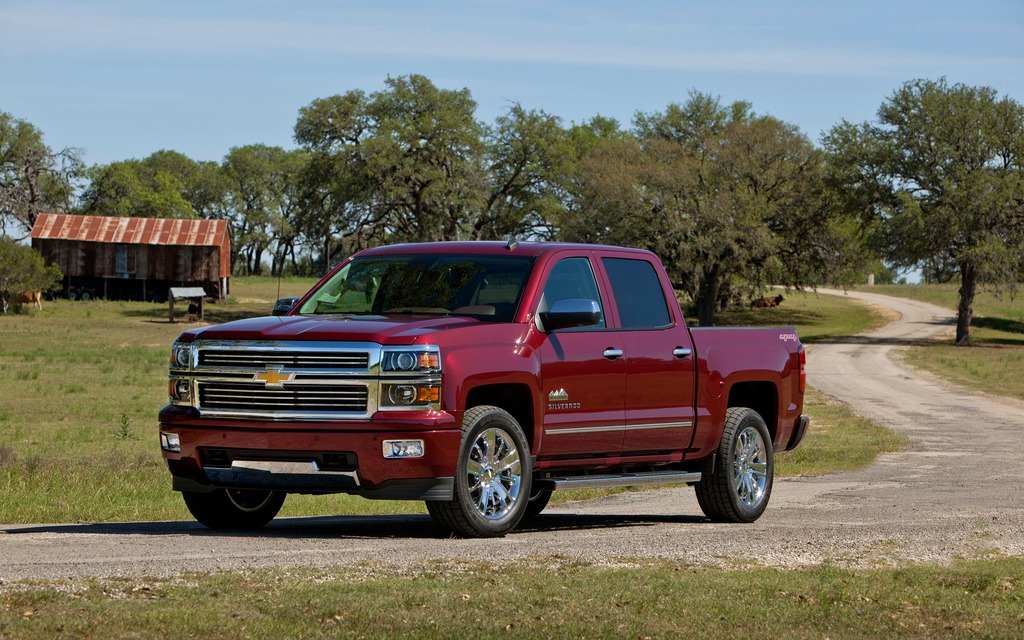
(536, 254), (626, 458)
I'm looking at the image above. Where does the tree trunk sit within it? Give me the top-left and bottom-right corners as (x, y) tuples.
(694, 268), (722, 327)
(956, 261), (977, 346)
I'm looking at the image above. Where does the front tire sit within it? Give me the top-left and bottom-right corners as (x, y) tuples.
(523, 489), (552, 520)
(695, 407), (774, 523)
(427, 405), (532, 537)
(182, 489), (285, 530)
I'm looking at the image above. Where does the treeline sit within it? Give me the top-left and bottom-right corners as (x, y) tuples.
(2, 75), (1022, 334)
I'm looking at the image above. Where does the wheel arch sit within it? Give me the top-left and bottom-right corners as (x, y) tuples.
(727, 381), (779, 443)
(464, 383), (535, 450)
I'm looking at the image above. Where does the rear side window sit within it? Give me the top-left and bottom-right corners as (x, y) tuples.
(602, 257), (672, 329)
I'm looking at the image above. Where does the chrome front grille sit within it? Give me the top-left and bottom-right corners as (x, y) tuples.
(199, 381), (369, 413)
(184, 340), (382, 420)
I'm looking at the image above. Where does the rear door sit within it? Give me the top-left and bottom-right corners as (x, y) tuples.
(600, 254), (696, 457)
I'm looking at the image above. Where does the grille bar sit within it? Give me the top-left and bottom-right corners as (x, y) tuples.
(199, 382), (369, 412)
(199, 350), (370, 370)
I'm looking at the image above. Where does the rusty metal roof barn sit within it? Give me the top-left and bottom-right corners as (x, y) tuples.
(31, 212), (231, 302)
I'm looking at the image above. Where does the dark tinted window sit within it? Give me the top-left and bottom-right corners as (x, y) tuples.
(542, 257), (605, 329)
(602, 257), (671, 329)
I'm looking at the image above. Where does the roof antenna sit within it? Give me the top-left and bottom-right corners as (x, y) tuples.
(505, 236), (519, 251)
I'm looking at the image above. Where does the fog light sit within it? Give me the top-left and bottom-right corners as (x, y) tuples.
(169, 378), (191, 402)
(383, 440), (424, 459)
(160, 432), (181, 453)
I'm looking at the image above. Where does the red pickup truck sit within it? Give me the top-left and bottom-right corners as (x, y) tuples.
(160, 241), (808, 537)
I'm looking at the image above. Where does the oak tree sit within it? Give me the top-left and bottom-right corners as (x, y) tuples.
(0, 112), (82, 238)
(824, 78), (1024, 344)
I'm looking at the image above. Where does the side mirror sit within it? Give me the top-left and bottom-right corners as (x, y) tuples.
(539, 299), (601, 332)
(272, 297), (299, 316)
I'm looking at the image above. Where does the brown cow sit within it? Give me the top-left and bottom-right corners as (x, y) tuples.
(14, 290), (43, 311)
(750, 294), (785, 309)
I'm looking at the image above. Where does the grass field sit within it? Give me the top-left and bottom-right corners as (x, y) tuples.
(2, 558), (1021, 638)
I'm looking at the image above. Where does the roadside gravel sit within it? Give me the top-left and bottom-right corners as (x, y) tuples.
(2, 289), (1022, 581)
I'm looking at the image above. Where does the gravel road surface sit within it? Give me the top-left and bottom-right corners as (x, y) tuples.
(3, 290), (1022, 581)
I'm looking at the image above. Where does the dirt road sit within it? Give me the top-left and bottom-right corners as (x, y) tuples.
(3, 290), (1022, 581)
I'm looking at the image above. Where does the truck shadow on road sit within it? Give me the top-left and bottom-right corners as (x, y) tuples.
(2, 512), (710, 539)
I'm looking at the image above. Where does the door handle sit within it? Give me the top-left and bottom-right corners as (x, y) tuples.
(673, 347), (692, 359)
(603, 348), (624, 360)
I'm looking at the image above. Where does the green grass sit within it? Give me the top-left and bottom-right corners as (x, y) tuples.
(854, 284), (1024, 401)
(2, 558), (1022, 639)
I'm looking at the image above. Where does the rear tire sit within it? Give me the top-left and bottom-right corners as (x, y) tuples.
(695, 407), (774, 523)
(427, 405), (532, 537)
(182, 489), (285, 530)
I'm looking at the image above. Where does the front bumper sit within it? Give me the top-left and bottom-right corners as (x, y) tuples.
(159, 407), (461, 500)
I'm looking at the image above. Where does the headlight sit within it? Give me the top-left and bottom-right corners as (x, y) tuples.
(381, 347), (440, 373)
(379, 346), (440, 410)
(170, 343), (192, 369)
(380, 383), (440, 407)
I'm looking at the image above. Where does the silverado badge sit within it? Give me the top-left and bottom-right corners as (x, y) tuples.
(547, 388), (581, 410)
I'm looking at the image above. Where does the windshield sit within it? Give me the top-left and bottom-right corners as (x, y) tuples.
(297, 253), (535, 322)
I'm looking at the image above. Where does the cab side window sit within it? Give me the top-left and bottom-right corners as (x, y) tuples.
(541, 257), (605, 329)
(602, 257), (672, 329)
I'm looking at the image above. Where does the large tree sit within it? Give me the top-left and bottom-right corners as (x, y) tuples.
(79, 150), (224, 220)
(0, 112), (82, 238)
(565, 92), (852, 326)
(824, 78), (1024, 344)
(476, 104), (575, 240)
(293, 89), (374, 271)
(294, 75), (487, 258)
(222, 145), (305, 275)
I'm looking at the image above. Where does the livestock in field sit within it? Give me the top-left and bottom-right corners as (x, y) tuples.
(750, 294), (785, 308)
(13, 290), (43, 311)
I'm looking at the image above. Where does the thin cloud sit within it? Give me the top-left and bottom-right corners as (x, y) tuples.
(1, 3), (1018, 80)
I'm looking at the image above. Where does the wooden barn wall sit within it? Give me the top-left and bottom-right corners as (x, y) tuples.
(35, 240), (220, 281)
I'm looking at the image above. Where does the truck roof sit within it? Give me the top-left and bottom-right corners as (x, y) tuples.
(356, 240), (653, 259)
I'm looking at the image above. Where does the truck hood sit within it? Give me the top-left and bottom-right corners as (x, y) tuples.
(178, 314), (486, 345)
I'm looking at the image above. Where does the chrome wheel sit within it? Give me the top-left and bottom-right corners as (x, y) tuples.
(695, 407), (774, 523)
(732, 425), (769, 508)
(426, 405), (532, 537)
(466, 427), (523, 520)
(225, 489), (277, 512)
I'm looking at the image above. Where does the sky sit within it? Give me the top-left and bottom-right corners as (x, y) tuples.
(1, 0), (1022, 167)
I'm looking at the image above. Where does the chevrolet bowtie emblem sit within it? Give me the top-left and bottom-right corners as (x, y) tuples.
(254, 368), (295, 388)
